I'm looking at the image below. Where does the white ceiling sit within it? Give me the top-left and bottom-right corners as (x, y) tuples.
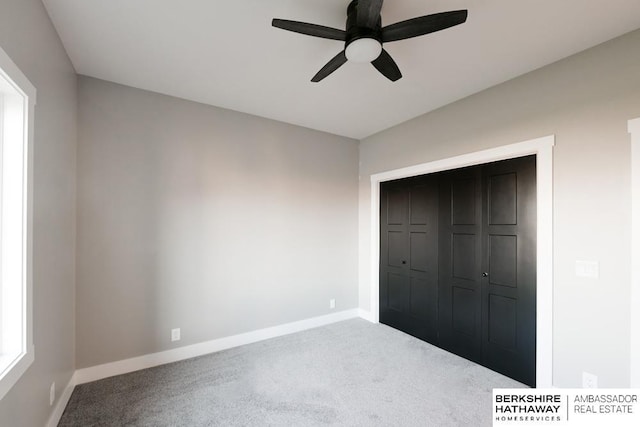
(42, 0), (640, 139)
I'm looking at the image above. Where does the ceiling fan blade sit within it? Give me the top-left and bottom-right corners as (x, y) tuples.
(357, 0), (384, 28)
(381, 10), (468, 43)
(311, 51), (348, 82)
(272, 19), (346, 41)
(371, 49), (402, 81)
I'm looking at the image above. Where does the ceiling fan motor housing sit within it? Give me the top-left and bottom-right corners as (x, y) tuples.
(345, 0), (383, 62)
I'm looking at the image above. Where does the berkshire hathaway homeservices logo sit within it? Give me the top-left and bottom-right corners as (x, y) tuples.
(494, 391), (562, 423)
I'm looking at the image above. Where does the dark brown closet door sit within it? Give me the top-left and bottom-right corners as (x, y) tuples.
(379, 155), (536, 387)
(438, 166), (484, 362)
(481, 155), (537, 386)
(380, 176), (439, 344)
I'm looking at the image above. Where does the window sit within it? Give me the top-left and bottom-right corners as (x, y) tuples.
(0, 45), (35, 400)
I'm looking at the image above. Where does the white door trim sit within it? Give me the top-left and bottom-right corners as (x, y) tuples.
(628, 118), (640, 388)
(369, 135), (555, 388)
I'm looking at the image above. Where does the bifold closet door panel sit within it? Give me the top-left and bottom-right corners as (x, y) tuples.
(438, 166), (483, 362)
(380, 183), (410, 328)
(380, 177), (439, 343)
(481, 155), (537, 386)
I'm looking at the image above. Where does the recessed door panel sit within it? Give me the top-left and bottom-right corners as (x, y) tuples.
(488, 294), (517, 350)
(489, 173), (517, 225)
(388, 231), (405, 267)
(410, 232), (428, 272)
(409, 277), (429, 318)
(489, 235), (517, 288)
(452, 233), (476, 281)
(452, 286), (476, 336)
(387, 189), (406, 225)
(387, 273), (408, 312)
(452, 178), (476, 225)
(410, 185), (430, 225)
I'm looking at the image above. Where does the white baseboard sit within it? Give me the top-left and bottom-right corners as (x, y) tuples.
(74, 309), (361, 385)
(45, 308), (373, 425)
(46, 371), (78, 427)
(358, 309), (376, 323)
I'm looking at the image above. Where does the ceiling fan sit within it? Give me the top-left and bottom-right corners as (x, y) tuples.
(272, 0), (468, 82)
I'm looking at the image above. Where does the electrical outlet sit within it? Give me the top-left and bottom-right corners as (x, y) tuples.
(171, 328), (181, 342)
(583, 371), (598, 388)
(49, 382), (56, 406)
(329, 299), (336, 309)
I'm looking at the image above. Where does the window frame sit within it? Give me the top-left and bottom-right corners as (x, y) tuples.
(0, 44), (36, 401)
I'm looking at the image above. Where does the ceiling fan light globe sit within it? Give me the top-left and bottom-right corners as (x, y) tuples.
(345, 38), (382, 63)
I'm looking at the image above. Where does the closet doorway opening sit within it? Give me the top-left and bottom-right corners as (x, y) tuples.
(369, 136), (554, 387)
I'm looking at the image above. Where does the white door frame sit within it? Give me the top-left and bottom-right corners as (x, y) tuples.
(628, 118), (640, 388)
(369, 135), (554, 388)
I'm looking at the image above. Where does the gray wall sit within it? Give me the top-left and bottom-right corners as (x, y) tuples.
(0, 0), (77, 426)
(359, 29), (640, 388)
(1, 4), (636, 425)
(76, 77), (359, 368)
